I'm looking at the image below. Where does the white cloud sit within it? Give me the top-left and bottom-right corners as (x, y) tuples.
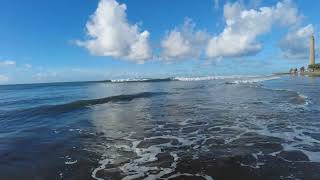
(76, 0), (152, 63)
(0, 60), (16, 66)
(161, 19), (210, 60)
(279, 24), (314, 59)
(0, 75), (9, 82)
(206, 0), (301, 59)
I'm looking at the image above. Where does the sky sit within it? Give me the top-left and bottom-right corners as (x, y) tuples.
(0, 0), (319, 84)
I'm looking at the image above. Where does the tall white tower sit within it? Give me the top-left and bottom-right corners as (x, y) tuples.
(310, 35), (315, 65)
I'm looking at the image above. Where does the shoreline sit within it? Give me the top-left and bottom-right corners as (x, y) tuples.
(301, 71), (320, 76)
(274, 71), (320, 77)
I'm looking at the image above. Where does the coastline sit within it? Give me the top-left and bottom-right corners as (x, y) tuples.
(274, 71), (320, 77)
(273, 72), (291, 76)
(301, 71), (320, 76)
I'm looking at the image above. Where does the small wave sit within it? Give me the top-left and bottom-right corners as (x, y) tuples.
(53, 92), (166, 109)
(289, 94), (308, 106)
(65, 160), (77, 165)
(1, 92), (168, 118)
(257, 87), (311, 106)
(229, 76), (281, 84)
(173, 75), (257, 82)
(110, 78), (172, 83)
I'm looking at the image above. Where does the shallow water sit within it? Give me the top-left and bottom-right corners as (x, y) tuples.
(1, 75), (320, 180)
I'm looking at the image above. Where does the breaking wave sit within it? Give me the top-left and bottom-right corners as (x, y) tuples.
(110, 78), (172, 83)
(172, 75), (257, 82)
(107, 75), (280, 83)
(229, 76), (281, 84)
(258, 87), (311, 106)
(109, 75), (261, 83)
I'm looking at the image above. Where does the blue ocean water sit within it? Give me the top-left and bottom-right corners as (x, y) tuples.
(1, 75), (320, 179)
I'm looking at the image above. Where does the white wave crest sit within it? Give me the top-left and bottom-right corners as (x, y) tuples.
(111, 78), (150, 83)
(231, 76), (281, 84)
(173, 75), (257, 82)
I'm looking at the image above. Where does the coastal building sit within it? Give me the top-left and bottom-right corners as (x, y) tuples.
(310, 35), (315, 65)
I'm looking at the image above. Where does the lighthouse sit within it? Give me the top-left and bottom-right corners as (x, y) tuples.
(310, 35), (315, 65)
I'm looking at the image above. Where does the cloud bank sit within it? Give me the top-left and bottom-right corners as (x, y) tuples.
(161, 19), (210, 60)
(206, 0), (301, 59)
(77, 0), (152, 63)
(77, 0), (314, 64)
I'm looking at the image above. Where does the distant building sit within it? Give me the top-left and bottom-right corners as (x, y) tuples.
(310, 35), (315, 65)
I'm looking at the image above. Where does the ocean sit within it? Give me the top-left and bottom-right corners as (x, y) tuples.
(1, 75), (320, 180)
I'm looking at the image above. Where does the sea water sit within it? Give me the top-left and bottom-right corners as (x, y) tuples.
(1, 75), (320, 179)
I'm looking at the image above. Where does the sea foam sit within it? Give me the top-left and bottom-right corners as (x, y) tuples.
(173, 75), (257, 82)
(231, 76), (281, 84)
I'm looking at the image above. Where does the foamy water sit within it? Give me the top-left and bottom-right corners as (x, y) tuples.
(110, 75), (265, 83)
(231, 76), (281, 84)
(173, 75), (257, 82)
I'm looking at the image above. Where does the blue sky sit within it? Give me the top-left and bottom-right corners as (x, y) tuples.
(0, 0), (319, 84)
